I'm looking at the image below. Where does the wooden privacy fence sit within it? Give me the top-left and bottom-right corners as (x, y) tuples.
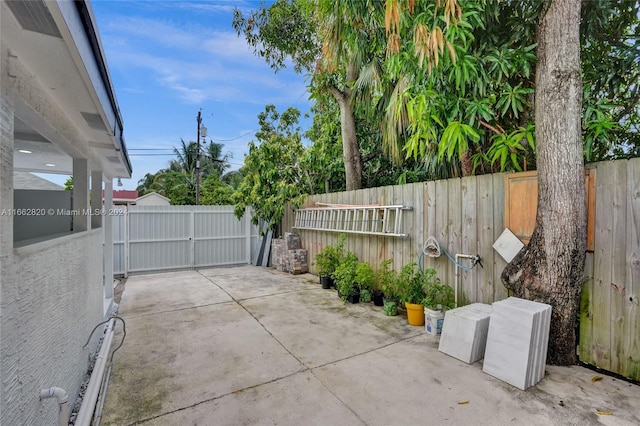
(281, 157), (640, 381)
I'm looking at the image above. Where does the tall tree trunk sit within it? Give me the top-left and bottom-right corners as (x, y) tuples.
(461, 150), (473, 177)
(329, 87), (363, 191)
(501, 0), (585, 365)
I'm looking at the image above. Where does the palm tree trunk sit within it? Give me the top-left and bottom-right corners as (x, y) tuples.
(328, 86), (363, 191)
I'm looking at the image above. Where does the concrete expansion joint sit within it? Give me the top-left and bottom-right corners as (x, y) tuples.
(196, 270), (311, 369)
(308, 333), (421, 372)
(308, 368), (368, 425)
(127, 369), (309, 426)
(124, 300), (235, 319)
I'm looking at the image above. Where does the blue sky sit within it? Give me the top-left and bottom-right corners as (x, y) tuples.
(90, 0), (312, 190)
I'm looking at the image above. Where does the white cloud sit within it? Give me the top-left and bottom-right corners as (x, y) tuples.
(99, 13), (309, 105)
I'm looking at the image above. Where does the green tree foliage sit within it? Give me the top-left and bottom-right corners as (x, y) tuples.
(136, 139), (234, 205)
(233, 105), (307, 227)
(581, 0), (640, 161)
(200, 174), (235, 205)
(385, 0), (639, 176)
(235, 0), (638, 186)
(234, 0), (391, 190)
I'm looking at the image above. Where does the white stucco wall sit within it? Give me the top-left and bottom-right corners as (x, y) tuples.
(0, 229), (105, 426)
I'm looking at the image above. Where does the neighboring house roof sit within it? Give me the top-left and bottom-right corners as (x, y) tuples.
(112, 190), (139, 200)
(136, 192), (170, 204)
(13, 171), (64, 191)
(102, 189), (139, 205)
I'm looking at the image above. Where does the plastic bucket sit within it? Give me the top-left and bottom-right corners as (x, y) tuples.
(405, 302), (425, 326)
(425, 308), (444, 335)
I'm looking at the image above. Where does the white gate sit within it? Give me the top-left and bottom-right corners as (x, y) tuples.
(113, 205), (259, 275)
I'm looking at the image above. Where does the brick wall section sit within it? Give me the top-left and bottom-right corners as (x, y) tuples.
(1, 230), (104, 425)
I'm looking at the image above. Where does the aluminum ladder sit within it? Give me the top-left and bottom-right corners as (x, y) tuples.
(293, 203), (412, 238)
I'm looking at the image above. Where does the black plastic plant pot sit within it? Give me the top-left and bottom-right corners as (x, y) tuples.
(346, 292), (361, 304)
(372, 290), (384, 306)
(320, 275), (333, 289)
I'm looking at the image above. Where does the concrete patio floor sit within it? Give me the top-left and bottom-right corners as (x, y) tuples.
(101, 266), (639, 426)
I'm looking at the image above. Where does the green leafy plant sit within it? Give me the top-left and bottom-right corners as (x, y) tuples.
(314, 250), (335, 277)
(313, 234), (346, 277)
(355, 262), (375, 290)
(334, 251), (359, 301)
(397, 262), (426, 305)
(377, 259), (399, 300)
(422, 269), (455, 311)
(355, 261), (375, 303)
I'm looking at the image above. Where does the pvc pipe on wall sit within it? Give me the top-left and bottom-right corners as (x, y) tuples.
(455, 254), (477, 307)
(39, 387), (69, 426)
(75, 318), (115, 426)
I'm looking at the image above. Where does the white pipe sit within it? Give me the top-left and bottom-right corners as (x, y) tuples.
(93, 363), (113, 426)
(76, 319), (115, 426)
(454, 254), (476, 308)
(39, 387), (69, 426)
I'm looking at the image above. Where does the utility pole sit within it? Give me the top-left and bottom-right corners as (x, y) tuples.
(196, 110), (201, 205)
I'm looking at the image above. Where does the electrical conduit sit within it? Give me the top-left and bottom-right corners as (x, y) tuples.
(75, 318), (116, 426)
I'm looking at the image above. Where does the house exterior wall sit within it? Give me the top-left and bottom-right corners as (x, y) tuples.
(0, 229), (104, 426)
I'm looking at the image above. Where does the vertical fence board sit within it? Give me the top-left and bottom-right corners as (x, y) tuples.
(425, 180), (437, 272)
(623, 159), (640, 379)
(492, 173), (508, 302)
(435, 179), (450, 285)
(580, 252), (596, 365)
(447, 178), (462, 301)
(610, 163), (628, 373)
(413, 183), (425, 271)
(476, 174), (495, 303)
(461, 176), (478, 304)
(592, 160), (615, 371)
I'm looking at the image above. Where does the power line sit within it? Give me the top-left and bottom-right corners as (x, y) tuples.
(212, 130), (257, 141)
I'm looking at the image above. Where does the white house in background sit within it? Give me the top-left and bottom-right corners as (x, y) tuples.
(1, 1), (132, 425)
(136, 191), (170, 206)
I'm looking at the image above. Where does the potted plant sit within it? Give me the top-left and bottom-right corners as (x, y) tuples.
(334, 251), (360, 303)
(313, 234), (346, 289)
(422, 269), (454, 335)
(372, 259), (393, 306)
(314, 248), (337, 289)
(379, 259), (400, 316)
(397, 262), (426, 326)
(355, 261), (375, 303)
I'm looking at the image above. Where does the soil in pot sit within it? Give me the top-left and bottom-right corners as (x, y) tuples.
(320, 275), (334, 289)
(372, 290), (384, 306)
(383, 298), (398, 316)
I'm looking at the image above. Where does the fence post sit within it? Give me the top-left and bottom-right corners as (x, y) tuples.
(190, 209), (195, 269)
(245, 207), (252, 264)
(124, 207), (129, 278)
